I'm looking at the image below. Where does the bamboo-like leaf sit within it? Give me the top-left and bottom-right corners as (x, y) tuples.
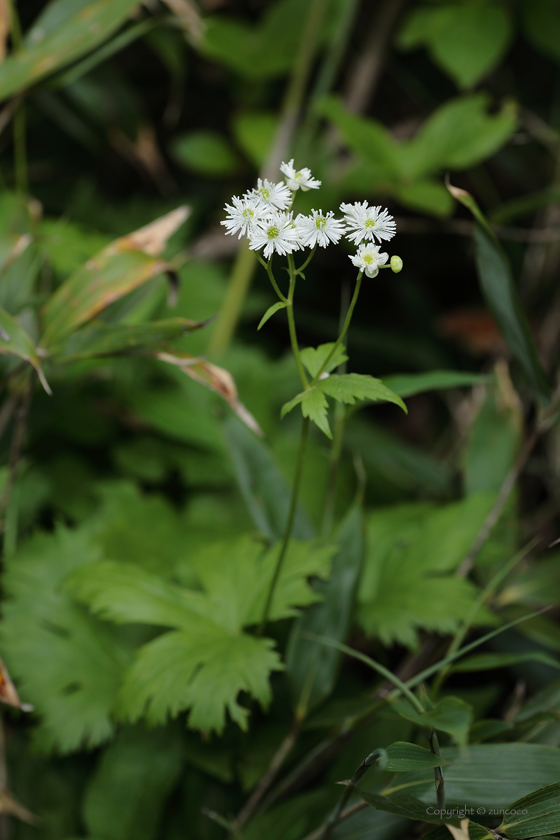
(40, 207), (189, 348)
(499, 783), (560, 839)
(49, 317), (210, 363)
(383, 370), (489, 399)
(0, 305), (51, 393)
(258, 301), (287, 330)
(446, 181), (551, 404)
(155, 350), (263, 436)
(378, 742), (454, 773)
(0, 0), (142, 102)
(286, 506), (363, 718)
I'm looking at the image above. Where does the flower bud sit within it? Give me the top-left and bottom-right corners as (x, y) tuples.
(390, 255), (403, 273)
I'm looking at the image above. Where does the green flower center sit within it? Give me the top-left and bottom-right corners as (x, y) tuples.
(242, 208), (254, 219)
(363, 253), (374, 264)
(365, 219), (376, 228)
(259, 188), (270, 200)
(315, 216), (327, 229)
(295, 172), (303, 180)
(267, 226), (280, 239)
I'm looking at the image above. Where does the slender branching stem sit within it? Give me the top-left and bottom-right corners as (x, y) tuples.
(286, 257), (308, 389)
(263, 256), (287, 302)
(294, 246), (317, 276)
(258, 416), (310, 637)
(311, 272), (363, 384)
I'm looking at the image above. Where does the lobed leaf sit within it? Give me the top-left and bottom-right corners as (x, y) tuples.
(300, 343), (348, 379)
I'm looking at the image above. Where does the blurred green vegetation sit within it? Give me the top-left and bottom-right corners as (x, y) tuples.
(0, 1), (558, 839)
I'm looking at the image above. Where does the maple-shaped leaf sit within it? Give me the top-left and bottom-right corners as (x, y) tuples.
(0, 526), (134, 753)
(357, 493), (496, 648)
(66, 536), (334, 733)
(300, 343), (348, 379)
(281, 373), (406, 437)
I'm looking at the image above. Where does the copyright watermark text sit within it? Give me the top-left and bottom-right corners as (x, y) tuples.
(426, 807), (528, 818)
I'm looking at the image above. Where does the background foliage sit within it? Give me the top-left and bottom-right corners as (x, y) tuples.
(0, 1), (559, 839)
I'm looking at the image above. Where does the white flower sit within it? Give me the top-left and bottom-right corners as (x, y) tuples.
(248, 211), (301, 259)
(280, 159), (321, 192)
(249, 178), (292, 210)
(221, 195), (266, 238)
(340, 201), (396, 245)
(350, 243), (389, 278)
(295, 209), (344, 248)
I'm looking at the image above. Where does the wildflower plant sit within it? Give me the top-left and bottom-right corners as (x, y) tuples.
(222, 163), (407, 632)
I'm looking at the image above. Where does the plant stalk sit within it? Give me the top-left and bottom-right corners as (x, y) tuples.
(258, 416), (310, 636)
(311, 272), (362, 384)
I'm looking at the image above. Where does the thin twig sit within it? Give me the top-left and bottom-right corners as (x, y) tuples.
(234, 725), (300, 831)
(457, 429), (540, 577)
(300, 801), (368, 840)
(343, 0), (407, 114)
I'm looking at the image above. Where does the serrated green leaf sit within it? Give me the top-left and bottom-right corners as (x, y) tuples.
(379, 742), (454, 773)
(383, 371), (489, 399)
(0, 0), (142, 102)
(0, 526), (133, 753)
(318, 373), (407, 412)
(117, 629), (281, 732)
(499, 783), (560, 838)
(394, 696), (473, 746)
(300, 343), (348, 379)
(357, 494), (495, 647)
(282, 388), (332, 438)
(258, 301), (287, 330)
(83, 725), (183, 840)
(69, 534), (332, 733)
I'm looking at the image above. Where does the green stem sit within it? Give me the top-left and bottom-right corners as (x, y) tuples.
(311, 272), (363, 385)
(208, 241), (257, 354)
(263, 257), (287, 303)
(286, 256), (308, 389)
(294, 246), (317, 276)
(258, 416), (310, 636)
(13, 104), (28, 194)
(431, 538), (539, 696)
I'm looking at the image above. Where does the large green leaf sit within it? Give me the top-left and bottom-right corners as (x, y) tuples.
(356, 789), (458, 826)
(499, 782), (560, 839)
(357, 494), (495, 647)
(448, 186), (551, 404)
(394, 696), (473, 746)
(40, 207), (188, 348)
(49, 318), (208, 362)
(397, 2), (513, 88)
(286, 506), (364, 718)
(521, 0), (560, 63)
(473, 224), (551, 403)
(380, 742), (454, 773)
(382, 744), (560, 810)
(83, 725), (183, 840)
(67, 535), (333, 733)
(0, 526), (133, 753)
(402, 94), (516, 179)
(0, 0), (141, 101)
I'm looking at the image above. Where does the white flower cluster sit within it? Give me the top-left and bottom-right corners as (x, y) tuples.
(221, 162), (398, 277)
